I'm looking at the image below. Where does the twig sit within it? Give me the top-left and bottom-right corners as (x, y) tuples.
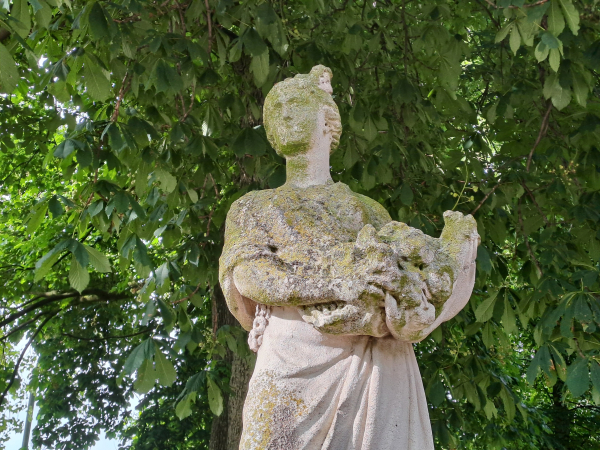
(205, 0), (213, 55)
(175, 0), (187, 34)
(471, 182), (502, 215)
(110, 72), (132, 123)
(518, 199), (543, 277)
(474, 0), (500, 28)
(521, 181), (550, 226)
(171, 283), (203, 305)
(208, 173), (220, 200)
(526, 101), (553, 172)
(61, 329), (151, 341)
(0, 313), (58, 408)
(113, 14), (141, 23)
(0, 310), (55, 342)
(483, 0), (550, 8)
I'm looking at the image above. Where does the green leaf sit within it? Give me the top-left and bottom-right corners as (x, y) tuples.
(69, 255), (90, 292)
(428, 380), (446, 406)
(69, 239), (89, 268)
(83, 55), (112, 101)
(572, 70), (589, 107)
(154, 169), (177, 193)
(87, 200), (104, 217)
(558, 0), (579, 35)
(157, 298), (175, 326)
(250, 50), (269, 88)
(232, 128), (266, 157)
(207, 376), (223, 416)
(84, 245), (112, 273)
(29, 0), (43, 13)
(481, 323), (494, 348)
(535, 41), (549, 62)
(34, 240), (70, 282)
(500, 387), (515, 422)
(27, 202), (48, 234)
(502, 297), (518, 335)
(10, 0), (30, 38)
(475, 290), (500, 323)
(541, 32), (561, 50)
(509, 26), (521, 54)
(134, 358), (156, 394)
(88, 1), (109, 40)
(567, 357), (589, 397)
(400, 183), (414, 206)
(591, 361), (600, 391)
(175, 392), (196, 420)
(363, 117), (377, 142)
(547, 0), (565, 36)
(48, 196), (64, 218)
(543, 73), (571, 110)
(34, 0), (52, 29)
(188, 188), (198, 204)
(243, 28), (268, 56)
(494, 23), (513, 43)
(476, 246), (492, 274)
(123, 339), (154, 375)
(527, 345), (551, 384)
(154, 343), (177, 386)
(0, 43), (20, 93)
(549, 48), (560, 72)
(153, 59), (183, 94)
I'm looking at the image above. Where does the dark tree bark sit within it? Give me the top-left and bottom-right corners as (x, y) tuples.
(550, 380), (571, 449)
(209, 284), (253, 450)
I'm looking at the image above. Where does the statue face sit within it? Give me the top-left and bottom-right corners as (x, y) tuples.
(266, 90), (321, 156)
(264, 65), (341, 157)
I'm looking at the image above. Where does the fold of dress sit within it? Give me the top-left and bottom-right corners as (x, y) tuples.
(240, 307), (435, 450)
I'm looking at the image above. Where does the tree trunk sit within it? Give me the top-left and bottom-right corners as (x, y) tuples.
(209, 284), (253, 450)
(550, 380), (571, 449)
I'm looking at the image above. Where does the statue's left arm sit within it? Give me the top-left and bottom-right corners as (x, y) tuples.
(380, 211), (480, 342)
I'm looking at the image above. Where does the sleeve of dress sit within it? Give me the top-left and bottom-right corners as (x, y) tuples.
(219, 195), (271, 330)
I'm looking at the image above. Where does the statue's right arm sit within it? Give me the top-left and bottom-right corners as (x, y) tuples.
(219, 196), (353, 329)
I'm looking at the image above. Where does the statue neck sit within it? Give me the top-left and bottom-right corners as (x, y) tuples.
(284, 142), (332, 189)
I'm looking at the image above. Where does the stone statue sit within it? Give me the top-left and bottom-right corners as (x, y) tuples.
(219, 65), (480, 450)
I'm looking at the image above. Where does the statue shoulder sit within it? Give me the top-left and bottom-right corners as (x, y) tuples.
(351, 191), (392, 230)
(228, 189), (277, 217)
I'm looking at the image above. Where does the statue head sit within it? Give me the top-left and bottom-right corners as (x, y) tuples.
(264, 65), (342, 157)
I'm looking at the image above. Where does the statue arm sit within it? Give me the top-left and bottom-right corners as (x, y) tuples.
(231, 255), (349, 307)
(379, 211), (479, 342)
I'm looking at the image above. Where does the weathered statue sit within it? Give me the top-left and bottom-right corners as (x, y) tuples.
(219, 65), (479, 450)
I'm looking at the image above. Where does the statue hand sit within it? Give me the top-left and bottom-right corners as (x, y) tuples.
(439, 211), (480, 271)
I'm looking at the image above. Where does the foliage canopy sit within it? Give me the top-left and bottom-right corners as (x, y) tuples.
(1, 0), (600, 448)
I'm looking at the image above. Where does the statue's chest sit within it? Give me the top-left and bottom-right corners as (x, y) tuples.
(269, 194), (370, 246)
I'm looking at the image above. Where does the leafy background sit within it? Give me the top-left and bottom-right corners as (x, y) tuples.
(1, 0), (600, 448)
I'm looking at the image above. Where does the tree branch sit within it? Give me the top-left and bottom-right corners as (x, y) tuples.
(483, 0), (550, 8)
(1, 289), (130, 328)
(0, 28), (10, 43)
(521, 181), (550, 226)
(0, 313), (58, 408)
(61, 328), (151, 341)
(471, 182), (502, 215)
(205, 0), (213, 55)
(518, 199), (543, 277)
(526, 101), (553, 172)
(0, 310), (58, 343)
